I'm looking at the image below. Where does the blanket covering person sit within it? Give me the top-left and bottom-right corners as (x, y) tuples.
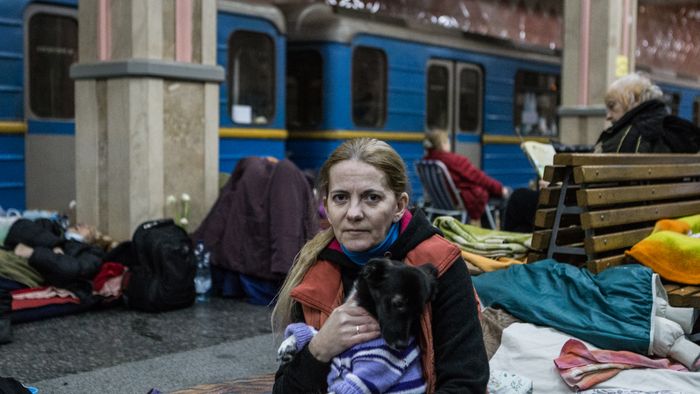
(473, 259), (656, 354)
(627, 214), (700, 285)
(193, 157), (318, 281)
(282, 322), (425, 393)
(473, 259), (700, 369)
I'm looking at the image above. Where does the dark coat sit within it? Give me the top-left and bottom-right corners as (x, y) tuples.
(424, 149), (503, 220)
(595, 99), (670, 153)
(193, 157), (318, 281)
(4, 218), (103, 292)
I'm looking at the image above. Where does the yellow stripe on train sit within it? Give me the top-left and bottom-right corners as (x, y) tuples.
(0, 122), (27, 134)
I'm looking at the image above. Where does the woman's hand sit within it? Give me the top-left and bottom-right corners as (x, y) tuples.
(501, 186), (511, 199)
(308, 294), (380, 362)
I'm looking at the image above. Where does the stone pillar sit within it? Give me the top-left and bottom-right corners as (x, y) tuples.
(71, 0), (222, 240)
(559, 0), (637, 146)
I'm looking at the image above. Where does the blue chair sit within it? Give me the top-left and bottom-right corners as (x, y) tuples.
(415, 160), (469, 223)
(415, 159), (499, 228)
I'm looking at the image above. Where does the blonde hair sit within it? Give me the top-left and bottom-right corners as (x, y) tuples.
(423, 130), (449, 151)
(271, 138), (409, 335)
(604, 73), (663, 114)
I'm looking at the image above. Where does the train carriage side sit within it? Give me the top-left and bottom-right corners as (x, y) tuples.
(217, 1), (287, 174)
(0, 0), (78, 212)
(0, 0), (29, 211)
(282, 4), (561, 202)
(653, 77), (700, 124)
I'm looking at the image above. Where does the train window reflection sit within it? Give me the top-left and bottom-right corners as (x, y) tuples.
(426, 65), (449, 130)
(287, 50), (322, 130)
(352, 47), (386, 127)
(514, 70), (559, 137)
(27, 13), (77, 119)
(228, 31), (275, 125)
(457, 66), (482, 133)
(663, 92), (680, 116)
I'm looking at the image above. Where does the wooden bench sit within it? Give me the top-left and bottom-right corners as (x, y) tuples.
(529, 153), (700, 308)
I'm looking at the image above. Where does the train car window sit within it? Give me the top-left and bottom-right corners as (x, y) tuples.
(694, 98), (700, 127)
(662, 92), (680, 116)
(457, 66), (482, 133)
(426, 65), (449, 130)
(352, 47), (386, 127)
(514, 70), (560, 137)
(27, 12), (78, 119)
(287, 50), (322, 130)
(227, 31), (275, 125)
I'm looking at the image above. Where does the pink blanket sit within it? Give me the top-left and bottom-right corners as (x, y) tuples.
(554, 339), (686, 390)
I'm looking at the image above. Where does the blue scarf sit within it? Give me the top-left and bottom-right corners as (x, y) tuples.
(341, 221), (400, 266)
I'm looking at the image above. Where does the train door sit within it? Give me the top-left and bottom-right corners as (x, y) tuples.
(426, 60), (483, 167)
(23, 4), (78, 212)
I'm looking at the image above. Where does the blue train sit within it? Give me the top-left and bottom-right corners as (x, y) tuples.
(1, 0), (699, 211)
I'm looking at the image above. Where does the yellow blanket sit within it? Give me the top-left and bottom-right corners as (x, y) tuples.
(461, 250), (526, 273)
(626, 214), (700, 284)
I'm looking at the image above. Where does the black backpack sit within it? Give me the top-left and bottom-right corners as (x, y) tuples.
(123, 219), (196, 312)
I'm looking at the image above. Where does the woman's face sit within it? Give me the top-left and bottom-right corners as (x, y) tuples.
(325, 159), (408, 252)
(605, 98), (626, 124)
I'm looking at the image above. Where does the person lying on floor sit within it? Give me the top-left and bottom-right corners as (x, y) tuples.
(2, 218), (106, 298)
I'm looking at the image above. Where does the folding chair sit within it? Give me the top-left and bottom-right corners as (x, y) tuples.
(415, 160), (469, 223)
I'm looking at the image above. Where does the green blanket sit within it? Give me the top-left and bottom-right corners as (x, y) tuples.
(433, 216), (532, 258)
(0, 249), (43, 288)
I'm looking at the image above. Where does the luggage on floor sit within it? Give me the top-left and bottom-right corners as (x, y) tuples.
(123, 219), (196, 312)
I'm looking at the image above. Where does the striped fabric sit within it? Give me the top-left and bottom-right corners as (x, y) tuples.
(283, 323), (426, 394)
(328, 337), (425, 394)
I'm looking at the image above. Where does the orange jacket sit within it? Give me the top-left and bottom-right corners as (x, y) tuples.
(290, 234), (461, 393)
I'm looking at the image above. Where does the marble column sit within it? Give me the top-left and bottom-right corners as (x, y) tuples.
(559, 0), (637, 146)
(71, 0), (222, 240)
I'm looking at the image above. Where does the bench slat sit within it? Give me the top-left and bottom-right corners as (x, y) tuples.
(539, 185), (580, 207)
(535, 208), (581, 229)
(586, 254), (627, 273)
(574, 164), (700, 184)
(580, 199), (700, 229)
(543, 165), (569, 184)
(532, 227), (585, 251)
(554, 153), (700, 166)
(584, 227), (654, 253)
(666, 286), (700, 308)
(577, 182), (700, 207)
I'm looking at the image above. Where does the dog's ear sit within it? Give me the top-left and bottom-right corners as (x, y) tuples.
(362, 258), (388, 285)
(418, 263), (438, 302)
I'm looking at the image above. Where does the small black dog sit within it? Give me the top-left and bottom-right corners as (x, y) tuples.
(354, 257), (438, 350)
(277, 257), (437, 362)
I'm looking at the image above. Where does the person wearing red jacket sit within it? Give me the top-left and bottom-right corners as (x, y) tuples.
(423, 131), (509, 223)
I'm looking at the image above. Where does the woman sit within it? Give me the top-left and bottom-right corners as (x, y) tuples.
(271, 138), (489, 393)
(594, 73), (669, 153)
(423, 131), (508, 224)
